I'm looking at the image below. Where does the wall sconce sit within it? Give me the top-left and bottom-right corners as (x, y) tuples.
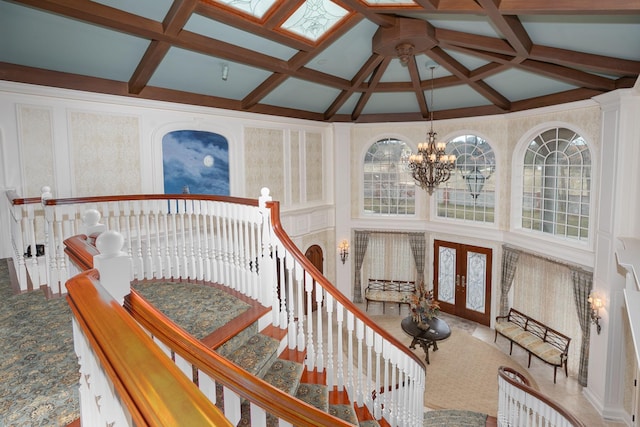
(588, 291), (603, 335)
(338, 239), (349, 264)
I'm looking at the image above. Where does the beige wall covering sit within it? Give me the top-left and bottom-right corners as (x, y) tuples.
(291, 131), (300, 204)
(244, 127), (285, 200)
(18, 105), (55, 196)
(70, 112), (141, 196)
(305, 131), (323, 202)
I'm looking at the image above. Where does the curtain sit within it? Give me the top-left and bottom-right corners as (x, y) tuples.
(571, 268), (593, 386)
(364, 233), (414, 283)
(499, 246), (520, 316)
(352, 231), (369, 303)
(512, 253), (582, 377)
(408, 233), (427, 286)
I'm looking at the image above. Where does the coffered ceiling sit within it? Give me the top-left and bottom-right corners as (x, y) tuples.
(1, 0), (639, 123)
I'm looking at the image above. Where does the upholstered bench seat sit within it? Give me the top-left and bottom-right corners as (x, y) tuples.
(364, 279), (416, 313)
(495, 308), (571, 383)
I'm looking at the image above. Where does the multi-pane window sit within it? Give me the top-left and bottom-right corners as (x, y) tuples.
(521, 127), (591, 240)
(363, 138), (415, 215)
(436, 135), (496, 223)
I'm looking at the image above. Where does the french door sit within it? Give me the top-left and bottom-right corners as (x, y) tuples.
(434, 240), (492, 326)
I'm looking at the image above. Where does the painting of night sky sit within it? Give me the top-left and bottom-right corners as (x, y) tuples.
(163, 130), (230, 195)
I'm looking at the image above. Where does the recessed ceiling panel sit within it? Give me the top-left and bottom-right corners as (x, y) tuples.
(91, 0), (173, 21)
(442, 50), (491, 74)
(0, 2), (148, 81)
(184, 14), (297, 61)
(484, 70), (578, 102)
(336, 93), (361, 116)
(411, 14), (500, 38)
(521, 15), (640, 61)
(150, 48), (272, 99)
(427, 86), (493, 111)
(262, 79), (342, 113)
(381, 60), (414, 83)
(362, 92), (420, 114)
(307, 21), (378, 79)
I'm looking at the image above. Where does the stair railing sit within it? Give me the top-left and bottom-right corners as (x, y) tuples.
(54, 188), (425, 426)
(497, 366), (585, 427)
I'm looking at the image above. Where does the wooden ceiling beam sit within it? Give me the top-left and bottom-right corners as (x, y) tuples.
(475, 0), (532, 56)
(530, 45), (640, 76)
(435, 28), (516, 55)
(352, 57), (391, 120)
(426, 47), (511, 110)
(324, 55), (384, 119)
(497, 0), (640, 14)
(407, 56), (429, 118)
(334, 0), (396, 27)
(129, 0), (199, 95)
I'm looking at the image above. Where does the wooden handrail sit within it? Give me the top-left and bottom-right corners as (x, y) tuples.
(66, 270), (232, 427)
(6, 189), (41, 205)
(63, 234), (99, 271)
(267, 200), (426, 369)
(497, 366), (585, 426)
(126, 290), (355, 427)
(42, 193), (260, 207)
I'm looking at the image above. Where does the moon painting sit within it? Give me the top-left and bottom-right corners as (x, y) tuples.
(163, 130), (229, 195)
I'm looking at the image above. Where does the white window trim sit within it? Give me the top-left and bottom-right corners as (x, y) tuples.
(510, 121), (598, 253)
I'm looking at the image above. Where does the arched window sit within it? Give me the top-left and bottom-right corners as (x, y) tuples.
(436, 135), (496, 223)
(363, 138), (415, 215)
(521, 127), (591, 240)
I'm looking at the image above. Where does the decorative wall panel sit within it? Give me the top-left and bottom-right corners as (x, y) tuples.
(305, 132), (323, 202)
(70, 112), (140, 196)
(291, 131), (300, 204)
(244, 127), (285, 201)
(18, 105), (54, 196)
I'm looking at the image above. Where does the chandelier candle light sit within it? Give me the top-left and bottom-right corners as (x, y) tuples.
(408, 66), (456, 194)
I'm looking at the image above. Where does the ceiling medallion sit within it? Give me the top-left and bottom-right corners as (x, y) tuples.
(395, 43), (414, 65)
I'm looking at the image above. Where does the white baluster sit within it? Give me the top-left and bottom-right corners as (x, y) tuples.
(373, 333), (382, 419)
(336, 302), (345, 391)
(305, 271), (315, 370)
(315, 282), (324, 372)
(346, 311), (354, 399)
(325, 295), (334, 389)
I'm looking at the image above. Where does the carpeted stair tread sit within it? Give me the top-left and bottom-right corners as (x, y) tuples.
(329, 403), (359, 425)
(221, 333), (280, 378)
(423, 409), (487, 427)
(294, 383), (329, 412)
(261, 359), (304, 394)
(359, 420), (381, 427)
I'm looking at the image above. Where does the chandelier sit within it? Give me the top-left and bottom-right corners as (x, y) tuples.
(407, 66), (456, 195)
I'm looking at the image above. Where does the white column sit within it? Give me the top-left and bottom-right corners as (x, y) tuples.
(333, 123), (353, 297)
(586, 85), (640, 420)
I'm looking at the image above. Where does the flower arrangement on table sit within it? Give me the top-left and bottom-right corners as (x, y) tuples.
(405, 281), (440, 329)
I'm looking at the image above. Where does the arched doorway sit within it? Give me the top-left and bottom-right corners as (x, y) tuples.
(304, 245), (324, 313)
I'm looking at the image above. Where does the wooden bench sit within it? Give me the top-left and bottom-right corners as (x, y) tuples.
(495, 308), (571, 383)
(364, 279), (416, 313)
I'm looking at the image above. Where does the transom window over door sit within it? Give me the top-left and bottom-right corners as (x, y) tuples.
(363, 138), (415, 215)
(436, 135), (495, 223)
(521, 127), (591, 241)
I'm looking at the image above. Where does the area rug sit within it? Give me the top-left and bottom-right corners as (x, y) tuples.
(424, 409), (487, 427)
(370, 314), (537, 418)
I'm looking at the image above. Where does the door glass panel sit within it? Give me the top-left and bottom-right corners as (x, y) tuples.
(438, 246), (456, 304)
(466, 251), (487, 312)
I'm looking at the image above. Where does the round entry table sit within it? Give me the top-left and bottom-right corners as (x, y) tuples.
(401, 316), (451, 364)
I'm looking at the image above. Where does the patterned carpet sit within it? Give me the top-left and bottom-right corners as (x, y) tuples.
(1, 258), (494, 426)
(0, 260), (79, 426)
(132, 281), (252, 340)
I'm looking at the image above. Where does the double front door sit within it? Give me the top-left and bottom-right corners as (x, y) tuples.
(434, 240), (492, 326)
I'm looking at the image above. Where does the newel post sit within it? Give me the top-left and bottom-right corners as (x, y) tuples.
(94, 230), (131, 305)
